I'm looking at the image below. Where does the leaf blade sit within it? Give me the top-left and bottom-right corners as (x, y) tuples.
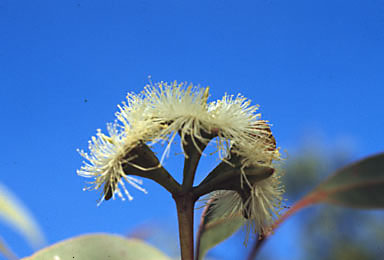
(22, 233), (171, 260)
(314, 153), (384, 208)
(195, 200), (245, 260)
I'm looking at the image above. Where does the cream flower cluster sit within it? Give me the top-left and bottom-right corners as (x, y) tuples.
(208, 171), (284, 236)
(77, 80), (283, 232)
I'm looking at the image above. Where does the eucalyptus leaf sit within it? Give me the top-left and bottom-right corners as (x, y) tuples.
(313, 153), (384, 208)
(0, 183), (45, 249)
(196, 201), (245, 260)
(22, 234), (171, 260)
(244, 153), (384, 260)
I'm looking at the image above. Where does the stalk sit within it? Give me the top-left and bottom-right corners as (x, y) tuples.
(174, 193), (195, 260)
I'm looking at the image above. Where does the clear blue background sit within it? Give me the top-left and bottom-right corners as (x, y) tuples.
(0, 0), (383, 259)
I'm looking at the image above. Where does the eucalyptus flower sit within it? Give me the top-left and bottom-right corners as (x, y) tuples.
(139, 81), (278, 164)
(205, 121), (284, 236)
(77, 80), (284, 237)
(77, 123), (149, 203)
(208, 171), (284, 236)
(208, 95), (279, 164)
(77, 90), (163, 203)
(141, 81), (212, 159)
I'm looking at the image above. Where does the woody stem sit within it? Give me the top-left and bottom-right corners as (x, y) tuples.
(174, 192), (196, 260)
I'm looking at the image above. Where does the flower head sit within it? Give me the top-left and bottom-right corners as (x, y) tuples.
(202, 111), (284, 237)
(142, 81), (211, 159)
(207, 94), (279, 164)
(77, 89), (164, 204)
(77, 123), (150, 204)
(77, 79), (285, 231)
(208, 170), (284, 236)
(208, 94), (261, 143)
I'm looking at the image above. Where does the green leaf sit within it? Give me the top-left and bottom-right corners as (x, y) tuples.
(195, 200), (245, 260)
(245, 153), (384, 260)
(313, 153), (384, 208)
(22, 234), (171, 260)
(0, 183), (45, 249)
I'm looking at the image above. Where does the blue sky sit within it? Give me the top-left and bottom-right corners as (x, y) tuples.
(1, 0), (383, 259)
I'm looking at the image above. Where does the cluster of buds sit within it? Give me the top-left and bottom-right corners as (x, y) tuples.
(77, 80), (284, 235)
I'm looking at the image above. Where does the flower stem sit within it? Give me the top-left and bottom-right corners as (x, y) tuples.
(181, 135), (207, 191)
(174, 192), (195, 260)
(176, 133), (211, 259)
(122, 143), (182, 194)
(246, 192), (323, 260)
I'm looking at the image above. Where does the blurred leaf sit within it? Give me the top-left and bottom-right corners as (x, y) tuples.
(196, 200), (245, 260)
(256, 153), (384, 239)
(271, 153), (384, 230)
(22, 234), (171, 260)
(0, 183), (45, 249)
(247, 153), (384, 260)
(313, 153), (384, 208)
(0, 236), (18, 260)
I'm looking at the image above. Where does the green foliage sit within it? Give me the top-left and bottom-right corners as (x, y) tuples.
(277, 153), (384, 220)
(197, 152), (384, 260)
(314, 153), (384, 208)
(195, 201), (244, 260)
(22, 234), (171, 260)
(3, 146), (384, 260)
(278, 151), (384, 260)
